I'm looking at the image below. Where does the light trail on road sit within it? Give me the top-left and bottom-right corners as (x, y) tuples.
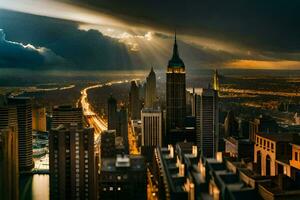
(79, 80), (130, 136)
(79, 79), (140, 155)
(80, 84), (107, 135)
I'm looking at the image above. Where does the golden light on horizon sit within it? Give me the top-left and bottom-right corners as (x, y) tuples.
(225, 59), (300, 70)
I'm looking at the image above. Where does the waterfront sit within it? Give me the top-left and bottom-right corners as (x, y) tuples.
(20, 175), (49, 200)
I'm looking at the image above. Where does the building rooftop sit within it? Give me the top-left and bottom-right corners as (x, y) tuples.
(0, 95), (8, 106)
(141, 108), (161, 113)
(53, 105), (81, 111)
(256, 132), (300, 142)
(116, 154), (130, 168)
(101, 155), (145, 172)
(224, 137), (252, 144)
(258, 175), (300, 196)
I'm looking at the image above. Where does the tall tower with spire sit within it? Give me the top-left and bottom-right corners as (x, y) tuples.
(166, 32), (186, 137)
(213, 69), (220, 92)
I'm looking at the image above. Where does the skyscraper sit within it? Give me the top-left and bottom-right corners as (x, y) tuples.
(166, 33), (186, 133)
(8, 97), (34, 172)
(0, 97), (19, 200)
(141, 108), (162, 147)
(195, 88), (218, 158)
(224, 111), (239, 138)
(129, 81), (141, 120)
(52, 105), (83, 129)
(213, 69), (220, 91)
(49, 124), (96, 200)
(32, 106), (47, 132)
(107, 95), (117, 130)
(145, 67), (157, 108)
(101, 130), (116, 158)
(116, 105), (129, 153)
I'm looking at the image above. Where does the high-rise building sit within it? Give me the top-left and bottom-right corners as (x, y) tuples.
(224, 111), (239, 138)
(107, 95), (117, 130)
(141, 108), (162, 161)
(101, 130), (116, 158)
(0, 97), (19, 200)
(32, 106), (47, 132)
(116, 106), (128, 153)
(138, 82), (146, 101)
(129, 81), (141, 120)
(49, 124), (97, 200)
(8, 97), (34, 172)
(0, 96), (18, 132)
(0, 127), (19, 200)
(195, 88), (218, 158)
(166, 33), (186, 134)
(52, 105), (83, 129)
(145, 67), (156, 108)
(141, 108), (162, 147)
(213, 69), (220, 91)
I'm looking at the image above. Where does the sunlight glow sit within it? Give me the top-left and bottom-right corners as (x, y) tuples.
(0, 0), (124, 28)
(79, 24), (154, 51)
(225, 59), (300, 69)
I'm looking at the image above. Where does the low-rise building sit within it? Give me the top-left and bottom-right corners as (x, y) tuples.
(254, 133), (299, 176)
(289, 142), (300, 180)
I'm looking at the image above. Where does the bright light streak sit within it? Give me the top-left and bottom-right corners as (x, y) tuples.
(0, 0), (266, 64)
(0, 0), (123, 28)
(225, 59), (300, 70)
(79, 80), (128, 136)
(0, 0), (156, 52)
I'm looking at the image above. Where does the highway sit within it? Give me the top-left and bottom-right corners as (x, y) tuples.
(79, 80), (129, 141)
(79, 80), (139, 155)
(80, 83), (108, 142)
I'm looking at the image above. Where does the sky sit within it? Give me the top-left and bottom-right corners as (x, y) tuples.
(0, 0), (300, 72)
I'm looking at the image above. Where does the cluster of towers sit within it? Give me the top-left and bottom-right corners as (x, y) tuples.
(117, 33), (220, 159)
(165, 33), (219, 157)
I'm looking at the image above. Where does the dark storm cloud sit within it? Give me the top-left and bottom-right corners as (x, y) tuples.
(0, 10), (132, 70)
(68, 0), (300, 53)
(0, 29), (65, 69)
(0, 9), (240, 71)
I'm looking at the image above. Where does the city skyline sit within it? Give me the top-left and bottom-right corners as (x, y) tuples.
(2, 1), (300, 200)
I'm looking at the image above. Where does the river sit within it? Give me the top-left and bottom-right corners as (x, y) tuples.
(20, 175), (49, 200)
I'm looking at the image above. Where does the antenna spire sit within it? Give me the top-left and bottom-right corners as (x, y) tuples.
(175, 30), (177, 44)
